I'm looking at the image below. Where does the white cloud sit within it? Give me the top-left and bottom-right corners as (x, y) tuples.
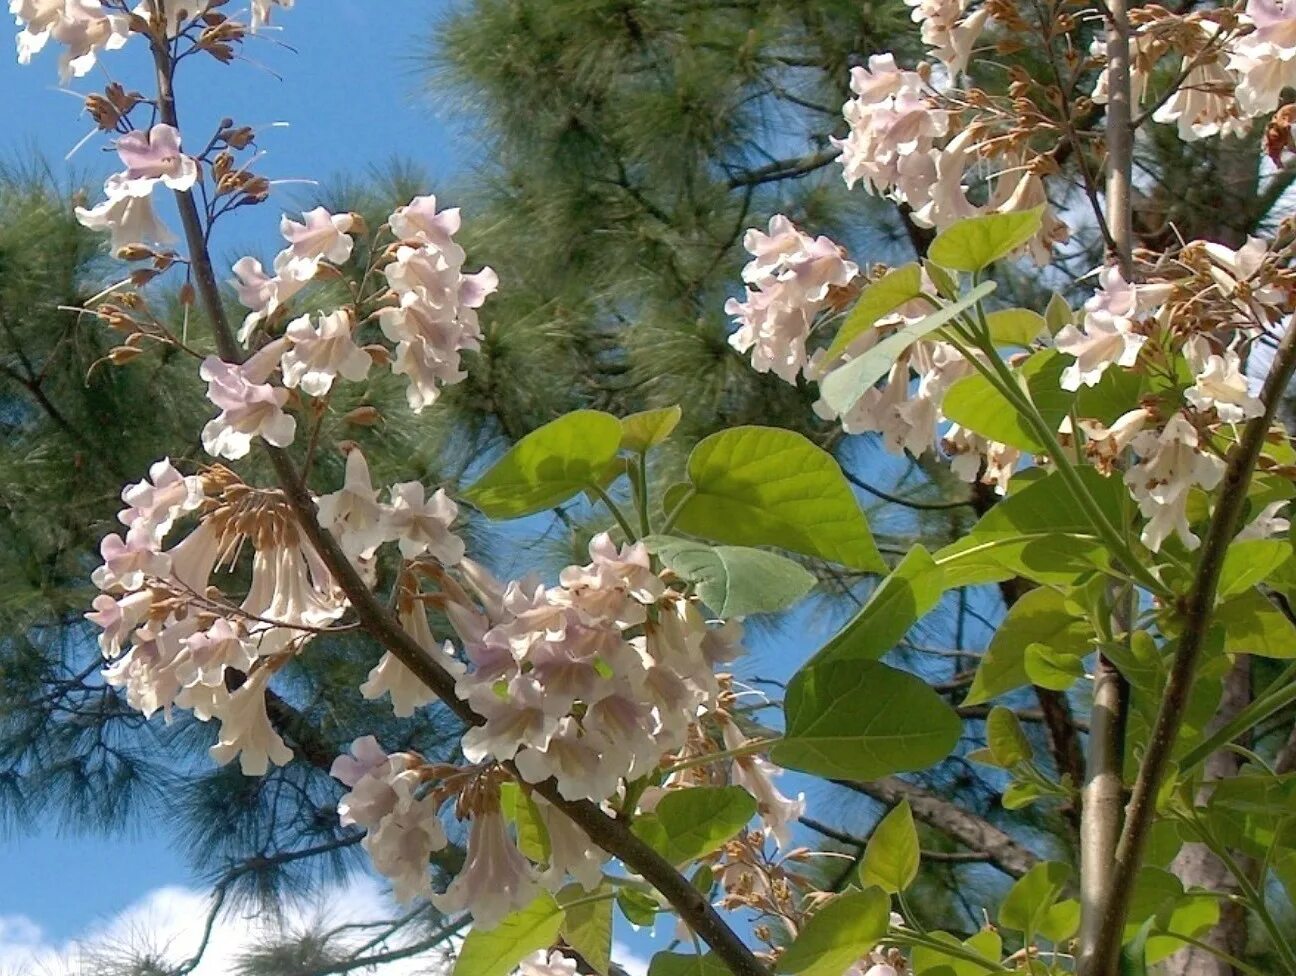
(611, 940), (650, 976)
(0, 875), (451, 976)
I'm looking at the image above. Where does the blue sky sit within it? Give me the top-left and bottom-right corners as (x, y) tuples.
(1, 0), (469, 953)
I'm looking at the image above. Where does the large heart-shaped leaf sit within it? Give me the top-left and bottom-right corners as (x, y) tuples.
(776, 888), (891, 976)
(942, 350), (1073, 452)
(632, 786), (757, 866)
(671, 426), (884, 572)
(774, 660), (961, 779)
(465, 410), (622, 518)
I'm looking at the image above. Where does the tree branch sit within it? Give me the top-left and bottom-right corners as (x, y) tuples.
(149, 36), (771, 976)
(834, 777), (1040, 879)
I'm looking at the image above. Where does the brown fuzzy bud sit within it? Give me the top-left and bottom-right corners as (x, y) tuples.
(109, 346), (144, 365)
(116, 244), (155, 262)
(343, 405), (382, 427)
(179, 282), (196, 306)
(363, 344), (392, 366)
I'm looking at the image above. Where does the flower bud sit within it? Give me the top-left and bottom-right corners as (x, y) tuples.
(343, 405), (382, 427)
(180, 282), (196, 306)
(109, 346), (144, 365)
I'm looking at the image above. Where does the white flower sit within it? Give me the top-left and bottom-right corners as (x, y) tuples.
(361, 602), (461, 716)
(91, 530), (168, 592)
(315, 448), (387, 559)
(533, 798), (605, 893)
(1231, 0), (1296, 117)
(1126, 412), (1227, 551)
(274, 207), (355, 281)
(230, 256), (307, 344)
(1184, 336), (1264, 423)
(13, 0), (128, 81)
(249, 0), (293, 31)
(75, 191), (174, 252)
(722, 720), (804, 849)
(516, 951), (579, 976)
(904, 0), (988, 76)
(281, 310), (372, 396)
(383, 482), (464, 563)
(118, 457), (205, 544)
(207, 667), (294, 776)
(1237, 501), (1291, 541)
(1151, 53), (1248, 142)
(434, 807), (539, 928)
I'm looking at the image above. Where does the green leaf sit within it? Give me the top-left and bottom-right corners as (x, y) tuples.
(808, 545), (945, 667)
(985, 308), (1046, 346)
(966, 587), (1092, 704)
(911, 930), (1005, 976)
(999, 861), (1070, 935)
(824, 263), (924, 361)
(616, 888), (660, 927)
(859, 799), (920, 893)
(672, 426), (884, 571)
(987, 706), (1032, 766)
(1039, 899), (1081, 943)
(819, 281), (997, 416)
(928, 208), (1045, 272)
(1044, 291), (1072, 335)
(936, 466), (1124, 588)
(1075, 364), (1145, 426)
(924, 260), (960, 299)
(620, 405), (682, 452)
(647, 954), (732, 976)
(1214, 589), (1296, 657)
(776, 888), (891, 976)
(1146, 895), (1220, 964)
(1216, 539), (1292, 600)
(559, 884), (612, 975)
(774, 660), (961, 779)
(1025, 640), (1086, 691)
(465, 410), (623, 518)
(632, 786), (756, 866)
(453, 894), (563, 976)
(1120, 919), (1155, 976)
(500, 782), (550, 861)
(644, 535), (816, 617)
(942, 350), (1073, 452)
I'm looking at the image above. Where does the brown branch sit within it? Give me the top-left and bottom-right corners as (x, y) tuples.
(726, 148), (841, 188)
(834, 777), (1040, 879)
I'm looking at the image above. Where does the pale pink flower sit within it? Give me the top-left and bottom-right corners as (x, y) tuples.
(1056, 266), (1166, 390)
(722, 720), (804, 849)
(199, 341), (295, 459)
(13, 0), (128, 80)
(383, 482), (464, 563)
(86, 589), (153, 657)
(1151, 53), (1249, 142)
(248, 0), (293, 30)
(315, 448), (387, 559)
(331, 735), (393, 790)
(274, 207), (355, 281)
(435, 807), (539, 928)
(230, 256), (307, 343)
(109, 124), (198, 196)
(532, 798), (605, 893)
(904, 0), (988, 76)
(1237, 501), (1291, 541)
(171, 618), (256, 689)
(91, 530), (169, 592)
(461, 674), (560, 764)
(361, 603), (461, 716)
(389, 194), (462, 249)
(281, 310), (371, 396)
(118, 457), (204, 544)
(1231, 1), (1296, 116)
(726, 215), (857, 382)
(514, 716), (624, 802)
(364, 777), (448, 902)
